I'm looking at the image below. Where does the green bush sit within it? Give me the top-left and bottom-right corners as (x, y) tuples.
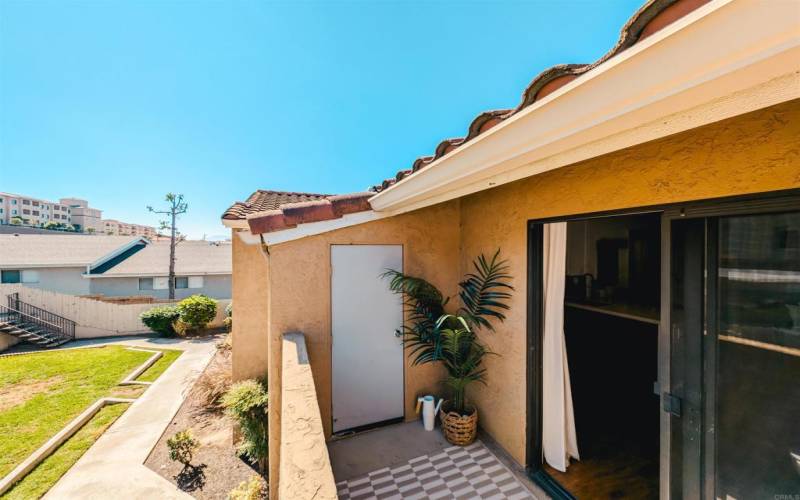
(176, 295), (218, 329)
(222, 379), (268, 472)
(167, 429), (199, 466)
(140, 306), (180, 336)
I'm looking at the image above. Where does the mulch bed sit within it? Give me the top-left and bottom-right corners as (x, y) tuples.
(145, 346), (264, 499)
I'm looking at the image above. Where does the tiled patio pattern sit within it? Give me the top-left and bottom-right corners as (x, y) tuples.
(336, 441), (535, 500)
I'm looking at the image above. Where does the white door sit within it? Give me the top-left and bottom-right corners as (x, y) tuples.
(331, 244), (404, 433)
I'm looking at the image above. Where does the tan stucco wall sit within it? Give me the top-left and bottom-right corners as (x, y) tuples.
(264, 200), (461, 492)
(230, 100), (800, 487)
(279, 333), (337, 500)
(231, 231), (270, 382)
(459, 99), (800, 464)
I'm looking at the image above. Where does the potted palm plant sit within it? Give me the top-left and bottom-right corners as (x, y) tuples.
(383, 250), (513, 445)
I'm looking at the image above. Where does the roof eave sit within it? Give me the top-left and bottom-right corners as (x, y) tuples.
(369, 0), (800, 214)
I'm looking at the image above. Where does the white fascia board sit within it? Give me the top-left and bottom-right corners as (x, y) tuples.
(234, 210), (390, 246)
(369, 0), (800, 214)
(222, 219), (248, 229)
(87, 237), (148, 272)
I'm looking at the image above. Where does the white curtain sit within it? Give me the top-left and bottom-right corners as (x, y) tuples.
(542, 222), (580, 472)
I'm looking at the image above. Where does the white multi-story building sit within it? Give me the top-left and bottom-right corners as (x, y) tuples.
(0, 192), (158, 237)
(0, 192), (72, 227)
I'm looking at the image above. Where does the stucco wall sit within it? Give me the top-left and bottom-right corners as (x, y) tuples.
(231, 231), (270, 382)
(88, 274), (231, 300)
(458, 99), (800, 465)
(264, 200), (460, 492)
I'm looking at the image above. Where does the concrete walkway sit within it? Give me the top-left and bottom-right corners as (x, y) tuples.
(44, 336), (218, 500)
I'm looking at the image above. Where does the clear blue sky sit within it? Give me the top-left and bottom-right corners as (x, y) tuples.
(1, 0), (642, 239)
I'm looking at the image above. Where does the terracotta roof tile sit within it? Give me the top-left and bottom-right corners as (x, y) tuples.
(223, 0), (710, 235)
(223, 190), (375, 235)
(369, 0), (709, 192)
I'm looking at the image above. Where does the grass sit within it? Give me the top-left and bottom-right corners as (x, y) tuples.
(0, 345), (182, 483)
(1, 403), (129, 500)
(138, 349), (182, 382)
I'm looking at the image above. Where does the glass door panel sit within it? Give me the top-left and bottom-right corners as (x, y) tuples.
(715, 212), (800, 499)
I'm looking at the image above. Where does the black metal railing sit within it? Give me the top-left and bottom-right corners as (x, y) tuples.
(5, 293), (76, 341)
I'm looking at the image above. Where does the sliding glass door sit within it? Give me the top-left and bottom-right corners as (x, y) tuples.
(668, 201), (800, 499)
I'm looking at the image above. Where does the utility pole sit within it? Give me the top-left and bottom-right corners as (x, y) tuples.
(148, 193), (188, 300)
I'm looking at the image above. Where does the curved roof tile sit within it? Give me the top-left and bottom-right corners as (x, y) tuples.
(370, 0), (709, 192)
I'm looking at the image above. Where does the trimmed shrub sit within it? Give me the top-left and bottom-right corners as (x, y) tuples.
(228, 474), (267, 500)
(140, 306), (180, 336)
(167, 429), (199, 466)
(222, 379), (269, 472)
(176, 295), (218, 330)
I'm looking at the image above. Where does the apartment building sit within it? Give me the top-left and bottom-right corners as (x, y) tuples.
(102, 219), (158, 238)
(0, 192), (158, 237)
(59, 198), (102, 233)
(0, 192), (72, 226)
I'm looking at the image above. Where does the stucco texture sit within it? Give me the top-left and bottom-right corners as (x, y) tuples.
(230, 100), (800, 484)
(264, 200), (460, 494)
(459, 99), (800, 464)
(231, 232), (270, 382)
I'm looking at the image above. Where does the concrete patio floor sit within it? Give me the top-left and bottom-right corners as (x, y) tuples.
(328, 421), (547, 499)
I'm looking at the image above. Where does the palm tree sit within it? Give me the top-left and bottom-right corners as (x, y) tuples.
(382, 250), (512, 414)
(436, 315), (492, 414)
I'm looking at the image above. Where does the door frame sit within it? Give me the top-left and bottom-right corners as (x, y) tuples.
(525, 189), (800, 499)
(330, 243), (406, 435)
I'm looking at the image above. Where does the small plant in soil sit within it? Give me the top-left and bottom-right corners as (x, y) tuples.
(167, 429), (199, 467)
(228, 474), (267, 500)
(222, 379), (269, 473)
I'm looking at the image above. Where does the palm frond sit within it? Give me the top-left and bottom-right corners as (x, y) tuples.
(458, 249), (514, 331)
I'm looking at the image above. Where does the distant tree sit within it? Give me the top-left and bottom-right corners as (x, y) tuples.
(86, 227), (96, 234)
(10, 217), (23, 225)
(148, 193), (188, 299)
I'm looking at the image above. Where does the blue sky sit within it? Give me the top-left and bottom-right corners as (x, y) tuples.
(1, 0), (642, 239)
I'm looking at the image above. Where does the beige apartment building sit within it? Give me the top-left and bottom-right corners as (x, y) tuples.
(102, 219), (157, 238)
(0, 192), (157, 237)
(0, 192), (72, 226)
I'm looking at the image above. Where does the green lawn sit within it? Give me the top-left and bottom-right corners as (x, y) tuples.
(139, 349), (183, 382)
(0, 345), (182, 488)
(1, 403), (129, 500)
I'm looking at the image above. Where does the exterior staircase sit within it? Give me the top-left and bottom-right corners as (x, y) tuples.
(0, 293), (75, 348)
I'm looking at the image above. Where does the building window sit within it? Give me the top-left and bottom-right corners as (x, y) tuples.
(12, 209), (17, 215)
(22, 209), (30, 215)
(138, 278), (154, 290)
(21, 270), (39, 283)
(32, 201), (39, 207)
(32, 210), (39, 216)
(22, 199), (29, 205)
(1, 270), (21, 284)
(11, 199), (17, 204)
(0, 208), (3, 214)
(175, 277), (189, 289)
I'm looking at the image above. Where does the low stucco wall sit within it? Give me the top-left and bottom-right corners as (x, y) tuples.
(279, 332), (337, 500)
(459, 99), (800, 465)
(0, 284), (230, 340)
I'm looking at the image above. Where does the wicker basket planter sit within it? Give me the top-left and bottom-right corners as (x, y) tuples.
(439, 403), (478, 446)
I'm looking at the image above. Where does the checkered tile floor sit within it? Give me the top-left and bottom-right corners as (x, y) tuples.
(336, 441), (535, 499)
